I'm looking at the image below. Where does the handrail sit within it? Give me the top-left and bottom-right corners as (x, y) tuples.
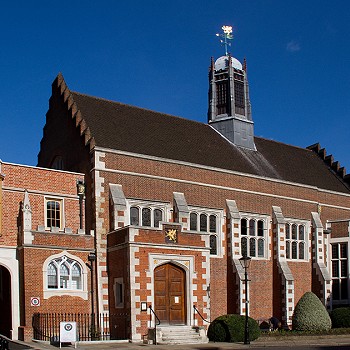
(193, 305), (211, 324)
(149, 305), (161, 345)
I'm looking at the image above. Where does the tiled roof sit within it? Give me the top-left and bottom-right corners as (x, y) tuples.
(70, 91), (350, 194)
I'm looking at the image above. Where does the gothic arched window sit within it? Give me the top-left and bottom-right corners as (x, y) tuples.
(142, 208), (151, 227)
(130, 207), (139, 226)
(47, 256), (82, 290)
(190, 213), (198, 231)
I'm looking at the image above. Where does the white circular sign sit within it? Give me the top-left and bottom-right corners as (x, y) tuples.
(31, 297), (40, 306)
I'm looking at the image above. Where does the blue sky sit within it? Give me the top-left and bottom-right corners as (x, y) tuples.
(1, 0), (350, 175)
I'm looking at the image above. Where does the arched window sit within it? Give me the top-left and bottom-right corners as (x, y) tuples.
(47, 263), (58, 289)
(249, 219), (255, 236)
(47, 256), (82, 290)
(200, 214), (207, 232)
(241, 219), (247, 235)
(241, 217), (267, 258)
(142, 208), (151, 227)
(209, 215), (216, 233)
(154, 209), (163, 228)
(285, 222), (307, 260)
(210, 235), (217, 255)
(285, 224), (290, 239)
(130, 207), (139, 226)
(257, 220), (264, 236)
(190, 213), (197, 231)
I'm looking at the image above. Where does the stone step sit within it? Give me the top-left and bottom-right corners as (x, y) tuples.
(155, 326), (208, 345)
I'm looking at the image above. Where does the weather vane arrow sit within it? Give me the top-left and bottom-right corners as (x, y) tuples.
(216, 25), (233, 56)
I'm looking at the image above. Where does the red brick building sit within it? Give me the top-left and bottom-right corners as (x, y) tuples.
(0, 161), (94, 340)
(3, 45), (350, 342)
(36, 45), (350, 342)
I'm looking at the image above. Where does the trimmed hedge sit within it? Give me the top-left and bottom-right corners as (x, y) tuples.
(292, 292), (331, 332)
(207, 314), (260, 342)
(330, 307), (350, 328)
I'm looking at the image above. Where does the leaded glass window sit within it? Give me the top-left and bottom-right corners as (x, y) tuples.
(47, 256), (82, 290)
(241, 219), (247, 235)
(249, 238), (256, 257)
(154, 209), (162, 228)
(249, 220), (255, 236)
(241, 237), (248, 257)
(190, 213), (197, 231)
(209, 215), (216, 233)
(257, 220), (264, 237)
(258, 239), (264, 257)
(240, 218), (266, 258)
(331, 243), (349, 302)
(200, 214), (207, 232)
(142, 208), (151, 227)
(285, 222), (307, 260)
(130, 207), (139, 226)
(210, 235), (217, 255)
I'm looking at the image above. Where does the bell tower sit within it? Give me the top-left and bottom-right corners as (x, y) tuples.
(208, 26), (255, 150)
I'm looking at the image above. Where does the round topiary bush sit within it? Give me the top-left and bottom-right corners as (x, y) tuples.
(207, 314), (260, 342)
(292, 292), (331, 331)
(330, 307), (350, 328)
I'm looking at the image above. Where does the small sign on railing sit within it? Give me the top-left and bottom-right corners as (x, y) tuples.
(60, 322), (77, 348)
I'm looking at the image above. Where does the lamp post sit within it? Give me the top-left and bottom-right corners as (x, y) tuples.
(239, 255), (251, 345)
(86, 252), (96, 339)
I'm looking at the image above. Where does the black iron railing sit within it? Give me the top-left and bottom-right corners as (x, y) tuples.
(149, 306), (160, 345)
(193, 305), (211, 325)
(32, 312), (129, 342)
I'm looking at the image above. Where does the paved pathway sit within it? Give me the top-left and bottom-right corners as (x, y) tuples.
(11, 334), (350, 350)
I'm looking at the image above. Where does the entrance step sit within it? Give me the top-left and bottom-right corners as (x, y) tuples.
(155, 325), (208, 345)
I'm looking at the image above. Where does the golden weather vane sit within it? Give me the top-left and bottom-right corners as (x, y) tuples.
(216, 25), (233, 55)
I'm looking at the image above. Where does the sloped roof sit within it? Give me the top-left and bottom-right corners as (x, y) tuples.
(68, 90), (349, 194)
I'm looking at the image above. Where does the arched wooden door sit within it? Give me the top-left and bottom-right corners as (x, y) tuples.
(154, 263), (186, 325)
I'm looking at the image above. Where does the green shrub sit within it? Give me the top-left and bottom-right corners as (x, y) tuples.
(330, 307), (350, 328)
(207, 314), (260, 342)
(292, 292), (331, 331)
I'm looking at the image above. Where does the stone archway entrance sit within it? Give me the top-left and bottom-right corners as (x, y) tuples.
(154, 263), (186, 325)
(0, 265), (12, 337)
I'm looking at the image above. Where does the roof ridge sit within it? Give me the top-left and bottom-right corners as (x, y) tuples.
(255, 135), (313, 152)
(71, 91), (209, 127)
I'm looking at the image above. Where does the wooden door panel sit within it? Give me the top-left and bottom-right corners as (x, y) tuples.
(154, 263), (186, 325)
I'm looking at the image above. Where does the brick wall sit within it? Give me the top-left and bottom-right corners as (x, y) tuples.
(1, 162), (94, 341)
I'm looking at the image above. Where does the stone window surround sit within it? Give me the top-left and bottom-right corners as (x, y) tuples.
(127, 199), (170, 228)
(42, 251), (88, 300)
(44, 196), (65, 231)
(188, 206), (224, 257)
(284, 218), (310, 261)
(239, 213), (270, 260)
(328, 236), (350, 306)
